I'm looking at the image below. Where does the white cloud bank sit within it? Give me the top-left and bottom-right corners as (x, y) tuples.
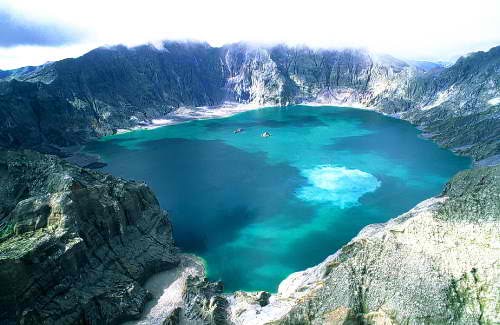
(0, 0), (499, 69)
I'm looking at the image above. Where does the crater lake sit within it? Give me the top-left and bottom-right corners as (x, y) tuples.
(85, 105), (470, 292)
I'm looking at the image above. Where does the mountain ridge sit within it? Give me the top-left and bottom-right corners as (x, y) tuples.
(0, 42), (498, 163)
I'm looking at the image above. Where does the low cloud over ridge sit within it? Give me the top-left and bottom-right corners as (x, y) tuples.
(0, 0), (499, 69)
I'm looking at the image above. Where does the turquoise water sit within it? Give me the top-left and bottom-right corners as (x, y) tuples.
(85, 105), (470, 292)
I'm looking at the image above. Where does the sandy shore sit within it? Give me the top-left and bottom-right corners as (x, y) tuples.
(123, 254), (205, 325)
(64, 102), (263, 167)
(115, 102), (263, 134)
(66, 101), (392, 169)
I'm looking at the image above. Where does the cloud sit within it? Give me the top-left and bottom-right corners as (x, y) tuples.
(0, 0), (499, 69)
(0, 44), (98, 70)
(0, 11), (81, 47)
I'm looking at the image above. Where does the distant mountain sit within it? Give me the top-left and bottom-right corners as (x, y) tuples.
(0, 42), (498, 162)
(0, 63), (53, 82)
(406, 60), (445, 71)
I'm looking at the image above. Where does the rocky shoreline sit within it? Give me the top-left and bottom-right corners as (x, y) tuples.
(1, 149), (497, 325)
(128, 166), (499, 325)
(229, 166), (499, 324)
(123, 254), (206, 325)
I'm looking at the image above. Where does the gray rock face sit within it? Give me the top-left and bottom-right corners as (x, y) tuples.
(0, 150), (179, 324)
(182, 276), (229, 325)
(162, 307), (181, 325)
(226, 166), (499, 325)
(0, 42), (498, 161)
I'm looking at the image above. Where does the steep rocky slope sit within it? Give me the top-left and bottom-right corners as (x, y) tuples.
(226, 166), (499, 324)
(0, 42), (498, 162)
(388, 48), (500, 162)
(0, 63), (53, 83)
(0, 150), (179, 324)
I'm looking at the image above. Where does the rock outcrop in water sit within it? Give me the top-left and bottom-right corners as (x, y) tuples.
(0, 42), (498, 162)
(0, 150), (179, 324)
(226, 165), (500, 324)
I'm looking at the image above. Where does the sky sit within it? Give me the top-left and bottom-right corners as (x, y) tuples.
(0, 0), (499, 69)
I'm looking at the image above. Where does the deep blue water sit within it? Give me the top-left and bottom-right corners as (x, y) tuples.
(85, 105), (470, 292)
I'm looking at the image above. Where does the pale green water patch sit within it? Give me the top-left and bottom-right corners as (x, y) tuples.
(297, 165), (381, 207)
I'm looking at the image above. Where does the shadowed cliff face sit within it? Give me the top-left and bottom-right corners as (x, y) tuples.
(0, 150), (179, 324)
(0, 42), (498, 161)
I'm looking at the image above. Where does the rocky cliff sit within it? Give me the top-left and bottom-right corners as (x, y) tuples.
(0, 42), (498, 162)
(226, 165), (499, 324)
(0, 150), (179, 324)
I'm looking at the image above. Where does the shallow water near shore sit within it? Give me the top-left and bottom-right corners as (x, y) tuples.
(85, 105), (470, 292)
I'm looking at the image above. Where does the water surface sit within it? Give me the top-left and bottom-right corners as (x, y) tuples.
(85, 106), (470, 292)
